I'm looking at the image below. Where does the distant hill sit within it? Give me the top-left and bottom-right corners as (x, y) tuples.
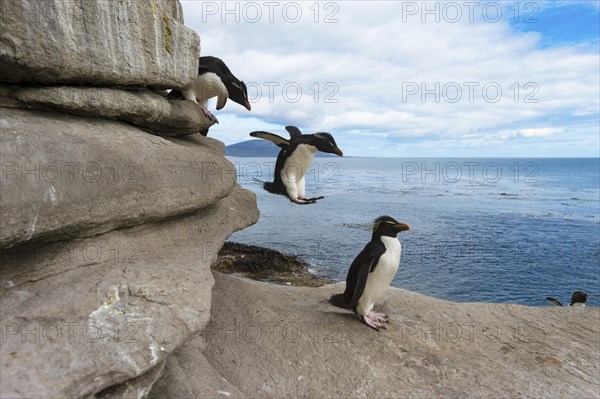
(225, 140), (280, 157)
(225, 140), (337, 157)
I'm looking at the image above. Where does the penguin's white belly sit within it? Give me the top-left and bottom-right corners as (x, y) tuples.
(357, 237), (401, 316)
(281, 144), (317, 198)
(182, 72), (228, 107)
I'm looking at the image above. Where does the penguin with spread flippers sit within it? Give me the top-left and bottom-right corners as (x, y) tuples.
(330, 216), (410, 330)
(168, 56), (251, 135)
(546, 291), (588, 307)
(250, 126), (343, 204)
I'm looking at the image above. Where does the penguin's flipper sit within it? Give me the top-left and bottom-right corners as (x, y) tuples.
(249, 131), (290, 148)
(330, 247), (375, 309)
(546, 297), (563, 306)
(285, 125), (303, 139)
(216, 94), (227, 110)
(346, 240), (386, 308)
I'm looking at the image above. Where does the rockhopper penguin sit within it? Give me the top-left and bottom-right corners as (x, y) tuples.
(249, 126), (343, 204)
(546, 291), (588, 307)
(330, 216), (410, 330)
(168, 56), (251, 134)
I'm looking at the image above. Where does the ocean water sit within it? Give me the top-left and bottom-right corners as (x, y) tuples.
(227, 157), (600, 307)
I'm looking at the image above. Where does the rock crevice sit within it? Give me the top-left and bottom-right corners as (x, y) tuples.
(3, 85), (215, 136)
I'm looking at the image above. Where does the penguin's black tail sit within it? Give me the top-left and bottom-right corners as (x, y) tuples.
(251, 178), (288, 196)
(263, 181), (277, 193)
(263, 181), (287, 196)
(329, 293), (352, 309)
(545, 297), (563, 306)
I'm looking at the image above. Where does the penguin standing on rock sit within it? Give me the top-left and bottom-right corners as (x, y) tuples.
(546, 291), (588, 307)
(167, 56), (251, 135)
(330, 216), (410, 330)
(250, 126), (343, 204)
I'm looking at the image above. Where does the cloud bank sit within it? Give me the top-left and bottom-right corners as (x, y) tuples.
(181, 0), (599, 157)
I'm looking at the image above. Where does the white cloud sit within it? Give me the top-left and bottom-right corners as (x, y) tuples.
(499, 128), (564, 139)
(180, 1), (599, 157)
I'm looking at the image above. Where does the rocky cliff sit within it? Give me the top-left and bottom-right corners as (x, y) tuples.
(0, 1), (259, 397)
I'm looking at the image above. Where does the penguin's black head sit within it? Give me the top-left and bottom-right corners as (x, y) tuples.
(310, 133), (344, 157)
(201, 56), (251, 111)
(571, 291), (588, 305)
(372, 215), (410, 238)
(226, 79), (251, 111)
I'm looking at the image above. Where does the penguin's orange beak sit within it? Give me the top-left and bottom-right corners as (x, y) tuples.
(395, 223), (410, 232)
(244, 100), (251, 111)
(333, 148), (344, 157)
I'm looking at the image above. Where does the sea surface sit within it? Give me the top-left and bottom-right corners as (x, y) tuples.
(227, 157), (600, 307)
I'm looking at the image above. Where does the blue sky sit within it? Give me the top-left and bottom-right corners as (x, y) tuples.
(180, 1), (599, 157)
(510, 1), (599, 47)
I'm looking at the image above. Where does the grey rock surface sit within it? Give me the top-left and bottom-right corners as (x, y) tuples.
(7, 86), (215, 135)
(94, 360), (166, 399)
(148, 338), (244, 399)
(11, 86), (171, 124)
(0, 187), (259, 398)
(0, 1), (265, 398)
(0, 0), (199, 89)
(0, 107), (234, 249)
(157, 272), (600, 399)
(154, 99), (219, 136)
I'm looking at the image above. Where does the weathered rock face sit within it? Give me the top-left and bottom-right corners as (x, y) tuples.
(95, 360), (166, 399)
(0, 0), (215, 137)
(148, 338), (244, 399)
(0, 0), (199, 89)
(0, 92), (258, 399)
(0, 189), (258, 398)
(151, 272), (600, 399)
(11, 86), (173, 127)
(4, 85), (215, 135)
(0, 1), (261, 397)
(0, 107), (232, 249)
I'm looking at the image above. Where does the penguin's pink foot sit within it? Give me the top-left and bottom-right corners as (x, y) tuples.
(368, 311), (389, 322)
(200, 105), (219, 124)
(362, 314), (387, 331)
